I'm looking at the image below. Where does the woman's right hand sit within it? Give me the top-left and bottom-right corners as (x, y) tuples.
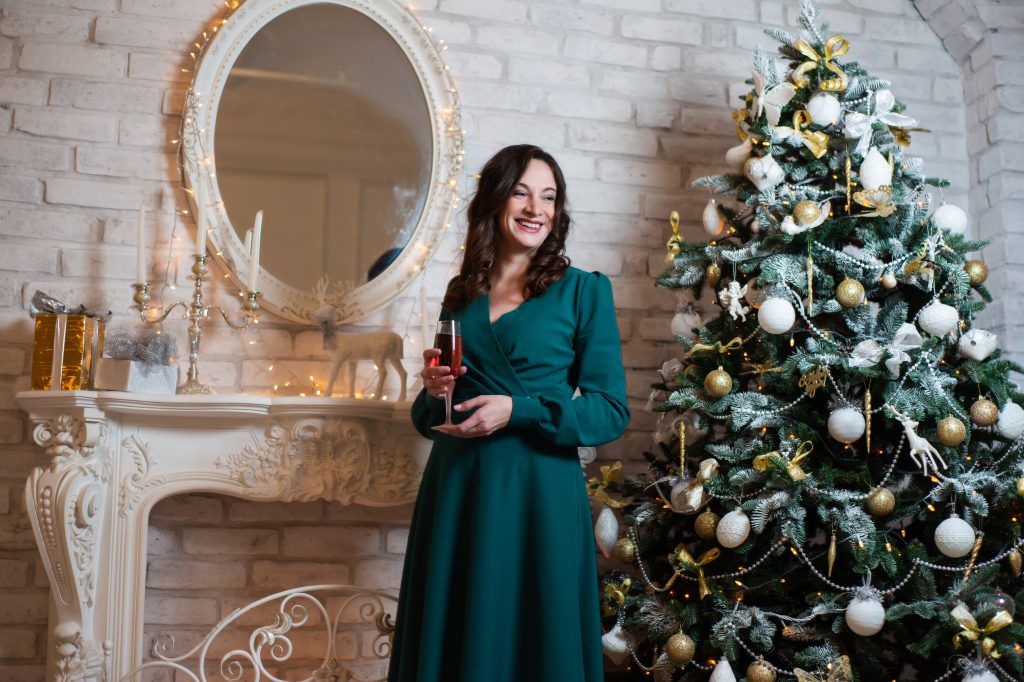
(421, 348), (466, 399)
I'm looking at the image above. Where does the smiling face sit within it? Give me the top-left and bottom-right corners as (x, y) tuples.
(496, 158), (557, 256)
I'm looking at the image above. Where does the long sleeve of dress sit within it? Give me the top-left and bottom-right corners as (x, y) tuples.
(506, 272), (629, 447)
(411, 387), (445, 439)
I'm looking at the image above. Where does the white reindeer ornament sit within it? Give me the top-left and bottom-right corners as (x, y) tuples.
(886, 406), (947, 476)
(313, 279), (407, 401)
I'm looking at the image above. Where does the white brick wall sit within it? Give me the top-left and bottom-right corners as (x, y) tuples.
(0, 0), (1013, 678)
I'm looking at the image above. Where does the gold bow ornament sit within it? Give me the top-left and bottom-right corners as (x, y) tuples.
(753, 440), (813, 481)
(687, 336), (744, 358)
(791, 35), (850, 92)
(951, 603), (1013, 658)
(604, 577), (632, 606)
(676, 546), (720, 599)
(587, 461), (629, 509)
(794, 655), (852, 682)
(775, 110), (830, 159)
(669, 458), (719, 514)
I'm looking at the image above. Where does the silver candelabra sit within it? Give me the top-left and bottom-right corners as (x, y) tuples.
(132, 254), (260, 394)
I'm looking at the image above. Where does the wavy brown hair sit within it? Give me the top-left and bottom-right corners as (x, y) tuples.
(442, 144), (571, 312)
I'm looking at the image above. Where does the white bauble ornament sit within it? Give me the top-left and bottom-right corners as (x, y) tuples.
(703, 198), (725, 237)
(828, 407), (866, 443)
(964, 669), (1000, 682)
(757, 297), (795, 334)
(744, 155), (785, 192)
(750, 217), (760, 234)
(601, 623), (630, 665)
(934, 514), (975, 558)
(959, 329), (998, 361)
(997, 401), (1024, 440)
(806, 92), (841, 127)
(918, 301), (960, 336)
(725, 137), (754, 172)
(845, 595), (886, 636)
(594, 506), (619, 558)
(710, 659), (737, 682)
(858, 148), (892, 190)
(670, 306), (702, 340)
(881, 271), (897, 289)
(932, 203), (968, 235)
(716, 508), (751, 549)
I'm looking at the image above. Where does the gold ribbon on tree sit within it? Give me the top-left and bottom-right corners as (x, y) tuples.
(732, 107), (751, 141)
(687, 336), (744, 357)
(776, 110), (830, 158)
(791, 35), (850, 92)
(587, 461), (629, 509)
(677, 546), (720, 599)
(604, 577), (631, 605)
(951, 603), (1013, 658)
(794, 656), (853, 682)
(754, 440), (814, 481)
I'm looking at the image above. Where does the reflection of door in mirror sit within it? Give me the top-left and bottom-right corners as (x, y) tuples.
(215, 4), (431, 293)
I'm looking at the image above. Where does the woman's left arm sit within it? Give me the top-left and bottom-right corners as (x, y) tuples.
(505, 272), (630, 447)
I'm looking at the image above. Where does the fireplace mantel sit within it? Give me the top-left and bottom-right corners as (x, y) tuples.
(16, 390), (429, 682)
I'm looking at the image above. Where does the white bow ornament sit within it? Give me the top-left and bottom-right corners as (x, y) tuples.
(843, 89), (917, 156)
(885, 323), (923, 378)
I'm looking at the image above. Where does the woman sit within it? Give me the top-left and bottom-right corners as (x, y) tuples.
(387, 144), (630, 682)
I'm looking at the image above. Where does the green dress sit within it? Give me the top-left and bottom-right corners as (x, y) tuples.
(388, 267), (629, 682)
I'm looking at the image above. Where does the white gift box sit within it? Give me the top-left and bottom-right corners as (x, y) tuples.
(93, 359), (179, 395)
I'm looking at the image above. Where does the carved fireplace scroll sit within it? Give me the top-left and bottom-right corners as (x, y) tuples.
(16, 391), (428, 682)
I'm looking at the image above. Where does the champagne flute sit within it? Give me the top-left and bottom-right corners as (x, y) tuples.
(428, 320), (462, 425)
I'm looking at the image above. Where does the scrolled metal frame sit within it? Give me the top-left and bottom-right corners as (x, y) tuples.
(121, 584), (398, 682)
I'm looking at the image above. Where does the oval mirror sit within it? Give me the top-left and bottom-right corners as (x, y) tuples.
(184, 0), (463, 323)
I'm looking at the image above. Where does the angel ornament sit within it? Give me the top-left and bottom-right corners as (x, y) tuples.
(719, 281), (750, 321)
(886, 406), (948, 476)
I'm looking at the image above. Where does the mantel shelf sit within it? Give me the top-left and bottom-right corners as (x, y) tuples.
(16, 389), (428, 682)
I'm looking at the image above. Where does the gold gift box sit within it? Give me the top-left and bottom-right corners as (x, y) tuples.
(31, 314), (105, 390)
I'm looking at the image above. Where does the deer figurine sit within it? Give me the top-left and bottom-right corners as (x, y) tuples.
(312, 278), (407, 401)
(885, 406), (948, 476)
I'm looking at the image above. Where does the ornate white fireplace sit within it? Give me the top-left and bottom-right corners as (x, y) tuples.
(16, 390), (429, 682)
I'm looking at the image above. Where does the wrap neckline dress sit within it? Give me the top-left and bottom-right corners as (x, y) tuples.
(387, 267), (630, 682)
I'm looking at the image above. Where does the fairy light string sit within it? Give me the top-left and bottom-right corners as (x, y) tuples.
(153, 1), (469, 397)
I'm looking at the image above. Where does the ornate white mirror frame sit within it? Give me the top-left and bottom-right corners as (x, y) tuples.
(182, 0), (463, 324)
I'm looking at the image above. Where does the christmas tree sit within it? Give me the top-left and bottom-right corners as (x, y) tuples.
(595, 3), (1024, 681)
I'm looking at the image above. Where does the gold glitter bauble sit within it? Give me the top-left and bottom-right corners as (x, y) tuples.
(964, 259), (988, 286)
(747, 661), (777, 682)
(706, 262), (722, 288)
(1009, 548), (1022, 577)
(970, 399), (999, 427)
(793, 200), (821, 226)
(612, 537), (637, 564)
(835, 276), (865, 308)
(936, 416), (966, 447)
(704, 368), (733, 398)
(866, 487), (896, 516)
(695, 510), (720, 541)
(1017, 476), (1024, 497)
(664, 632), (695, 665)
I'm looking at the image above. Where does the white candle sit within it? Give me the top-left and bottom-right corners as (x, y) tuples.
(243, 228), (253, 255)
(420, 284), (429, 350)
(248, 210), (262, 292)
(195, 184), (206, 256)
(136, 204), (146, 283)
